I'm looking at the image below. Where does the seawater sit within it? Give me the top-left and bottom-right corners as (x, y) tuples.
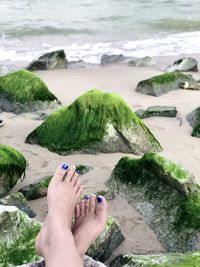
(1, 0), (200, 64)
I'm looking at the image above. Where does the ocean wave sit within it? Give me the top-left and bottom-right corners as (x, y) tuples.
(4, 26), (95, 38)
(150, 19), (200, 32)
(1, 31), (200, 64)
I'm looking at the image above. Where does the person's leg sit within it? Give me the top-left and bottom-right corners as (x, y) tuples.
(35, 164), (84, 267)
(72, 194), (108, 260)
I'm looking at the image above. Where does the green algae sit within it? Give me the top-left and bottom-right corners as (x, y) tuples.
(26, 89), (161, 154)
(0, 206), (41, 266)
(0, 69), (57, 104)
(0, 144), (26, 197)
(108, 152), (200, 252)
(110, 252), (200, 267)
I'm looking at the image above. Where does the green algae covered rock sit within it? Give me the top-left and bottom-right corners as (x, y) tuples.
(187, 107), (200, 137)
(0, 192), (36, 218)
(110, 251), (200, 267)
(0, 70), (59, 113)
(107, 152), (200, 252)
(136, 71), (195, 96)
(19, 165), (92, 200)
(0, 205), (41, 266)
(87, 216), (124, 262)
(0, 144), (26, 197)
(26, 89), (161, 155)
(135, 106), (177, 119)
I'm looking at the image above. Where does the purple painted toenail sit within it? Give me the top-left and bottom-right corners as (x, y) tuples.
(76, 170), (80, 174)
(84, 195), (90, 200)
(97, 196), (103, 203)
(62, 164), (68, 170)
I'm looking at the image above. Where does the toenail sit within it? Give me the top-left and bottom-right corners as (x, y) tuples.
(85, 195), (90, 200)
(97, 196), (103, 203)
(76, 170), (80, 174)
(62, 163), (68, 170)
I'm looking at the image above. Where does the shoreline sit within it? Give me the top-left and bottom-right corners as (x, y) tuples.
(1, 64), (200, 261)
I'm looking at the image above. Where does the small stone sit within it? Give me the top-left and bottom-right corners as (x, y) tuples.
(135, 106), (177, 119)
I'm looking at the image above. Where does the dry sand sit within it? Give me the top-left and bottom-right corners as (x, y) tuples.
(1, 63), (200, 262)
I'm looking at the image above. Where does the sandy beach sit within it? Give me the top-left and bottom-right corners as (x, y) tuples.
(1, 62), (200, 263)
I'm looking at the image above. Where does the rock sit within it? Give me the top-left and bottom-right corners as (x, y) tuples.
(101, 54), (128, 65)
(0, 192), (36, 218)
(180, 80), (200, 90)
(68, 60), (96, 69)
(186, 107), (200, 137)
(0, 205), (41, 265)
(101, 54), (155, 66)
(128, 56), (156, 67)
(136, 71), (196, 96)
(107, 152), (200, 252)
(135, 106), (177, 119)
(87, 216), (124, 262)
(166, 57), (198, 72)
(19, 165), (92, 200)
(27, 50), (68, 71)
(0, 70), (60, 114)
(110, 251), (200, 267)
(25, 89), (161, 155)
(16, 256), (106, 267)
(95, 190), (115, 201)
(0, 144), (26, 198)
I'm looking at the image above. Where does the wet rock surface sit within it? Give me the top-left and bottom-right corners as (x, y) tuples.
(107, 152), (200, 252)
(166, 57), (198, 72)
(27, 50), (68, 71)
(135, 106), (177, 119)
(136, 71), (196, 96)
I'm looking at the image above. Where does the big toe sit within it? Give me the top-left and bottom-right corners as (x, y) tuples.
(95, 196), (107, 224)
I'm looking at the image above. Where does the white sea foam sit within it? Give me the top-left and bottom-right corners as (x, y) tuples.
(1, 31), (200, 65)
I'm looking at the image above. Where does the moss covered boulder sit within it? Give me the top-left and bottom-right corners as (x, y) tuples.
(19, 165), (92, 200)
(110, 251), (200, 267)
(87, 216), (124, 262)
(0, 70), (59, 113)
(0, 144), (26, 197)
(136, 71), (195, 96)
(0, 205), (41, 266)
(135, 106), (177, 119)
(186, 107), (200, 137)
(107, 152), (200, 252)
(26, 89), (161, 155)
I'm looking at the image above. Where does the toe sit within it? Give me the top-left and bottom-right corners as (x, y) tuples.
(75, 204), (80, 219)
(85, 198), (90, 215)
(51, 163), (69, 183)
(89, 194), (96, 214)
(77, 184), (83, 197)
(64, 165), (76, 183)
(80, 199), (86, 217)
(95, 196), (108, 223)
(71, 171), (80, 187)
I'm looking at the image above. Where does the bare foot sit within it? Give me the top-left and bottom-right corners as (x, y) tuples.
(35, 164), (83, 257)
(72, 194), (108, 258)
